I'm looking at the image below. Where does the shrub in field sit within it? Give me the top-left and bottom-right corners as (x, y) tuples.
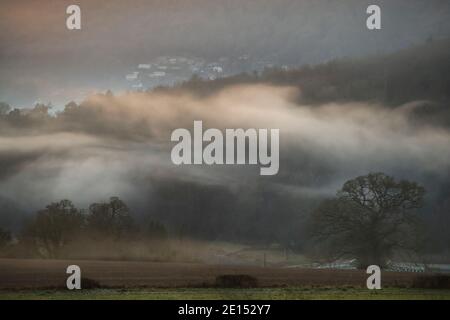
(82, 277), (102, 289)
(215, 274), (258, 288)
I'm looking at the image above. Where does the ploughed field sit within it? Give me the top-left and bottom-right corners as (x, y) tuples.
(0, 258), (420, 290)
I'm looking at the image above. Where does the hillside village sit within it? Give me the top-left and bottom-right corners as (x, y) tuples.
(125, 55), (290, 89)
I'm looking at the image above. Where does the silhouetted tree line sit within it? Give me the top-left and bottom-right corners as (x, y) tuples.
(0, 173), (448, 266)
(2, 197), (167, 258)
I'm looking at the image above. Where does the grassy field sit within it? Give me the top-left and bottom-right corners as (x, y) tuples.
(1, 287), (450, 300)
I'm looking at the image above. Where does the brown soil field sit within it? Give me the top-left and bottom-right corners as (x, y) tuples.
(0, 258), (421, 290)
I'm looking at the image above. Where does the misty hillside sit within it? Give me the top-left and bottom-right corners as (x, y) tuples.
(1, 40), (450, 254)
(2, 0), (450, 107)
(178, 39), (450, 107)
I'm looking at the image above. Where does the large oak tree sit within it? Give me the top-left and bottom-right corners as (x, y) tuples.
(310, 173), (425, 268)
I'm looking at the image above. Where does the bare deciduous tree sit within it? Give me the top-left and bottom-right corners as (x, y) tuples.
(87, 197), (134, 239)
(24, 200), (85, 258)
(309, 172), (425, 268)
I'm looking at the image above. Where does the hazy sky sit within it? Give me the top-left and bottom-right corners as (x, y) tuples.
(1, 0), (450, 106)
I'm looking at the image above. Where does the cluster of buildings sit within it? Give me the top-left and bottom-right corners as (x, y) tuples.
(124, 55), (290, 90)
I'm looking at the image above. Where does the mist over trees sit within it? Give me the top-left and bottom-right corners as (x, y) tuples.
(177, 40), (450, 109)
(87, 197), (135, 240)
(0, 173), (436, 265)
(22, 200), (85, 258)
(13, 197), (168, 259)
(0, 40), (450, 262)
